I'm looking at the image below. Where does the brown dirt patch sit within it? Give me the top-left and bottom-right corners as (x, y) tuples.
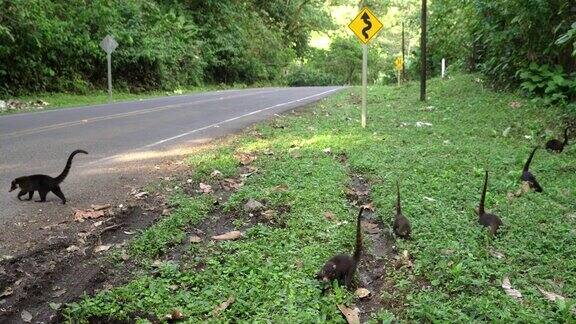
(0, 195), (165, 323)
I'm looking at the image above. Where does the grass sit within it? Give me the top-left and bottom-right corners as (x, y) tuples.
(64, 74), (575, 322)
(0, 84), (252, 115)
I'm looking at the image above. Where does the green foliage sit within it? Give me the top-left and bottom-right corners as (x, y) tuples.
(293, 36), (388, 86)
(519, 63), (576, 104)
(0, 0), (331, 95)
(285, 65), (337, 86)
(556, 21), (576, 56)
(426, 0), (575, 101)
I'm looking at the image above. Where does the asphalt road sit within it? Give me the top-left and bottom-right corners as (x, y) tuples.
(0, 86), (342, 247)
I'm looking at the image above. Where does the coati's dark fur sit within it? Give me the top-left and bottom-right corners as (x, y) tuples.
(393, 180), (411, 239)
(9, 150), (88, 204)
(476, 171), (502, 235)
(545, 128), (569, 153)
(520, 147), (543, 192)
(315, 207), (363, 289)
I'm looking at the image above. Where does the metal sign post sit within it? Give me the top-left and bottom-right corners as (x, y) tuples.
(348, 7), (383, 128)
(361, 44), (368, 128)
(100, 35), (118, 103)
(107, 52), (112, 100)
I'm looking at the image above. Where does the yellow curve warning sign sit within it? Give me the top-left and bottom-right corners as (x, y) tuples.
(348, 7), (383, 44)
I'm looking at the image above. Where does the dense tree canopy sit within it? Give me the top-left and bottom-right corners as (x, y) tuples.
(1, 0), (574, 104)
(0, 0), (332, 95)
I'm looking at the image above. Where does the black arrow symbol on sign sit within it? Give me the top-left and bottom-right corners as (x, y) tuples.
(361, 12), (372, 39)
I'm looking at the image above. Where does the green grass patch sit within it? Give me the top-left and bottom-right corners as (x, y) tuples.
(187, 147), (238, 182)
(129, 194), (213, 259)
(0, 84), (250, 115)
(65, 74), (576, 322)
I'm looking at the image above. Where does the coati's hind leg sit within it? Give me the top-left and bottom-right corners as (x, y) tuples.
(52, 186), (66, 204)
(344, 271), (354, 288)
(36, 190), (48, 202)
(27, 191), (33, 200)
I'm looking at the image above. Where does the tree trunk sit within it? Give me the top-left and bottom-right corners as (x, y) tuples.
(420, 0), (427, 101)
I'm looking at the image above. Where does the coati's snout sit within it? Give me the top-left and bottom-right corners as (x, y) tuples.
(9, 180), (18, 192)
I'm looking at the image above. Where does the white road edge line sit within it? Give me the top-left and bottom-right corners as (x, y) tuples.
(88, 88), (340, 166)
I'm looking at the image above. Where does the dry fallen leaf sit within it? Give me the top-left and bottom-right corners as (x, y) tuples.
(0, 287), (13, 297)
(337, 304), (360, 324)
(502, 276), (522, 300)
(355, 288), (371, 299)
(234, 152), (256, 165)
(324, 212), (336, 221)
(346, 187), (369, 198)
(271, 183), (289, 192)
(222, 178), (244, 191)
(74, 209), (105, 222)
(133, 191), (149, 199)
(361, 202), (375, 211)
(199, 182), (213, 194)
(21, 310), (32, 323)
(212, 296), (235, 316)
(66, 245), (80, 253)
(361, 220), (380, 234)
(240, 166), (259, 178)
(289, 149), (302, 158)
(166, 308), (185, 320)
(211, 170), (223, 178)
(415, 121), (433, 127)
(295, 259), (303, 268)
(90, 204), (111, 211)
(244, 198), (264, 212)
(537, 286), (565, 302)
(510, 101), (523, 109)
(94, 244), (113, 253)
(490, 250), (505, 259)
(508, 182), (532, 200)
(189, 235), (202, 243)
(212, 231), (242, 241)
(49, 302), (62, 310)
(399, 250), (414, 269)
(262, 209), (276, 220)
(52, 289), (67, 297)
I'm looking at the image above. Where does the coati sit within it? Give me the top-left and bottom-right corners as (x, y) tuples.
(545, 128), (569, 153)
(315, 207), (364, 289)
(393, 180), (411, 239)
(9, 149), (88, 204)
(520, 147), (543, 192)
(476, 171), (502, 235)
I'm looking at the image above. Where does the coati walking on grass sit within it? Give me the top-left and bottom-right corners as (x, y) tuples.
(521, 147), (543, 192)
(393, 180), (411, 239)
(9, 149), (88, 204)
(545, 128), (569, 153)
(315, 207), (364, 289)
(476, 171), (502, 235)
